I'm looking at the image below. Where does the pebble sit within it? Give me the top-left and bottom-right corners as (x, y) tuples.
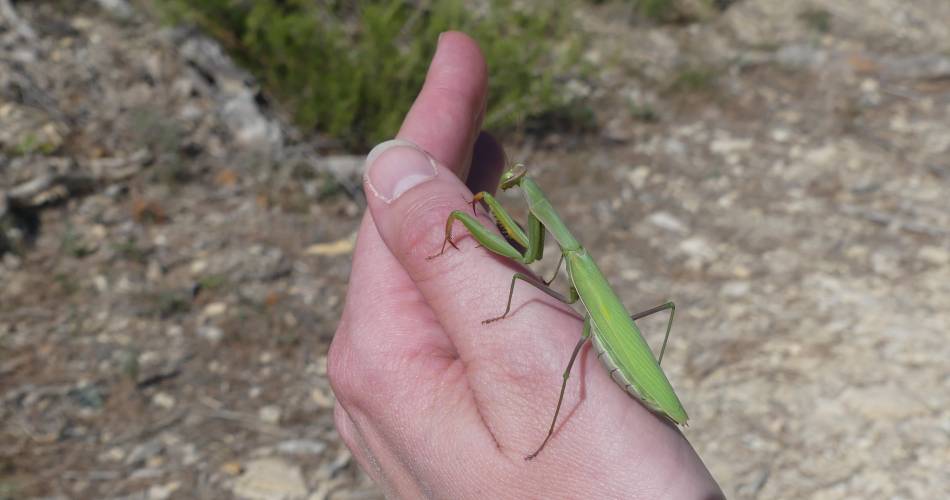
(222, 95), (282, 150)
(233, 458), (308, 500)
(148, 481), (181, 500)
(721, 280), (751, 297)
(919, 246), (949, 265)
(710, 136), (753, 155)
(191, 259), (208, 274)
(258, 405), (281, 424)
(304, 237), (354, 257)
(679, 237), (718, 261)
(276, 439), (327, 456)
(198, 325), (224, 343)
(647, 211), (688, 233)
(126, 441), (163, 466)
(152, 392), (176, 409)
(625, 166), (651, 189)
(310, 388), (334, 408)
(324, 155), (363, 179)
(841, 385), (928, 420)
(100, 447), (125, 462)
(203, 301), (228, 317)
(220, 461), (244, 476)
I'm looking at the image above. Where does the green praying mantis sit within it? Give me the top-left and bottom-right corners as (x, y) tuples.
(428, 164), (687, 460)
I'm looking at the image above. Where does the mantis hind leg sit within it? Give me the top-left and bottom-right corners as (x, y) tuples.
(543, 253), (565, 286)
(483, 272), (579, 324)
(526, 315), (592, 460)
(629, 301), (675, 365)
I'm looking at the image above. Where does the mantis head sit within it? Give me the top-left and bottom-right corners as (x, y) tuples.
(499, 164), (527, 190)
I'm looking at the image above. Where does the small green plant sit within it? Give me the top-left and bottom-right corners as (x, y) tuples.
(668, 65), (719, 93)
(628, 101), (659, 122)
(60, 224), (97, 258)
(53, 272), (80, 296)
(128, 106), (190, 184)
(68, 383), (105, 409)
(197, 274), (228, 291)
(120, 348), (141, 382)
(798, 7), (832, 33)
(0, 218), (17, 257)
(636, 0), (677, 21)
(317, 173), (348, 201)
(147, 290), (192, 318)
(0, 480), (18, 500)
(12, 132), (59, 156)
(619, 0), (718, 24)
(111, 237), (151, 264)
(158, 0), (588, 150)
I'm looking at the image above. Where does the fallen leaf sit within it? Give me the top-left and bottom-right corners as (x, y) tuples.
(305, 234), (355, 256)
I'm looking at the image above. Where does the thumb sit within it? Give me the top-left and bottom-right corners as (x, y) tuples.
(363, 138), (488, 284)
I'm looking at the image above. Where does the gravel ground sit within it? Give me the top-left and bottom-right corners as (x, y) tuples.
(1, 1), (947, 499)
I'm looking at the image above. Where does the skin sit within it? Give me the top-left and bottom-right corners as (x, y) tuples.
(327, 31), (724, 499)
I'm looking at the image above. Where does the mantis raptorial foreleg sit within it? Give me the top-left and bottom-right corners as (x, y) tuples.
(428, 191), (540, 262)
(428, 210), (522, 260)
(471, 191), (545, 262)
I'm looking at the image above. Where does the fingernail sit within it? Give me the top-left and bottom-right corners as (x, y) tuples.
(364, 139), (438, 204)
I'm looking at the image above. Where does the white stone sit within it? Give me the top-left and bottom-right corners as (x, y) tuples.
(203, 302), (228, 317)
(276, 439), (326, 456)
(258, 405), (281, 424)
(190, 259), (208, 274)
(710, 137), (753, 155)
(198, 326), (224, 343)
(152, 392), (175, 409)
(919, 246), (949, 265)
(148, 481), (181, 500)
(626, 166), (651, 189)
(679, 237), (718, 261)
(770, 128), (791, 142)
(233, 458), (308, 500)
(93, 275), (108, 292)
(841, 386), (927, 420)
(722, 281), (751, 297)
(647, 211), (688, 233)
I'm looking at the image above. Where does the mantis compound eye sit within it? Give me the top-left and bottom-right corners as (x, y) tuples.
(499, 163), (527, 190)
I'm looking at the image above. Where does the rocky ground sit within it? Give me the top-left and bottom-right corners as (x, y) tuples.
(1, 1), (947, 499)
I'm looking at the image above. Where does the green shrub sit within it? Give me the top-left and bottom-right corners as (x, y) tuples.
(668, 64), (719, 93)
(159, 0), (588, 150)
(798, 8), (832, 33)
(635, 0), (678, 21)
(600, 0), (720, 24)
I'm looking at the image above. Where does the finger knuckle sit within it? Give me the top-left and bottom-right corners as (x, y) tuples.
(327, 323), (400, 411)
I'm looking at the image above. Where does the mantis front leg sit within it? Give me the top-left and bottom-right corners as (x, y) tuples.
(443, 192), (579, 320)
(427, 191), (545, 263)
(427, 193), (528, 262)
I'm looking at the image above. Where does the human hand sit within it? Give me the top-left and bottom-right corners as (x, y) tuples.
(328, 31), (723, 499)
